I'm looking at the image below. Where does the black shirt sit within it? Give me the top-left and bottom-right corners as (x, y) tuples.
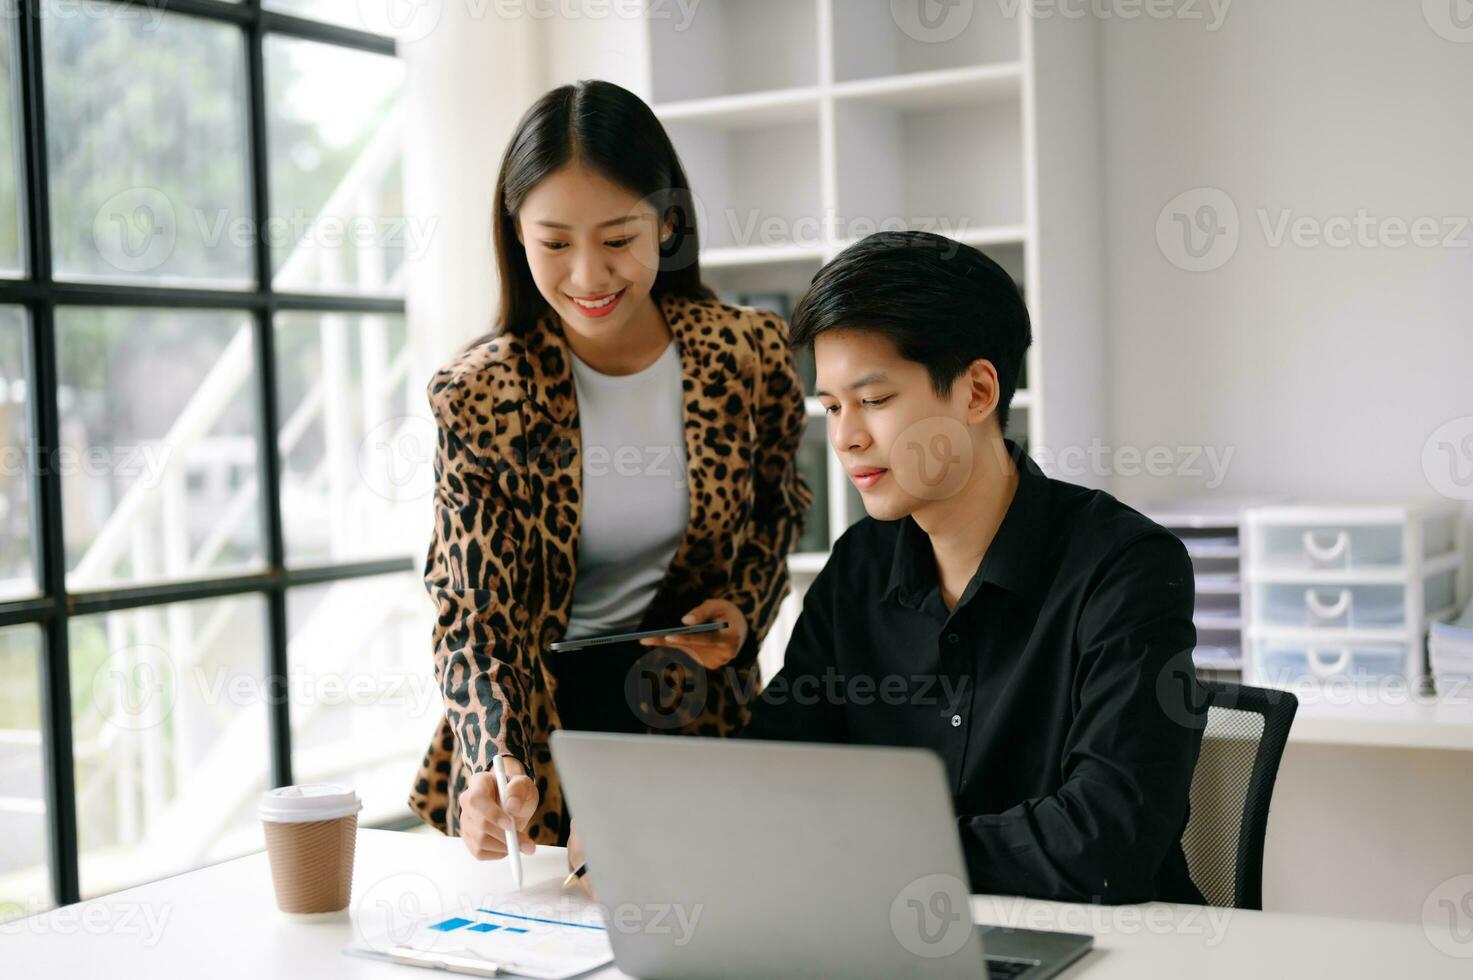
(744, 439), (1207, 905)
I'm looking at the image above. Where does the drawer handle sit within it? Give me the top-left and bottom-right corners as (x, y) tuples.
(1307, 647), (1352, 678)
(1303, 588), (1352, 620)
(1302, 529), (1350, 565)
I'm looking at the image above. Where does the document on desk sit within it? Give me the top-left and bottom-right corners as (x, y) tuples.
(345, 903), (614, 979)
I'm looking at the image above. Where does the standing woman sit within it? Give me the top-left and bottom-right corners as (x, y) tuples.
(408, 80), (813, 872)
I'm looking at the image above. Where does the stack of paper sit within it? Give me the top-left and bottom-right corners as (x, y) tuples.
(1430, 597), (1473, 695)
(346, 902), (614, 979)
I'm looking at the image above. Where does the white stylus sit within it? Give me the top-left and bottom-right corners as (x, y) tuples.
(491, 755), (523, 889)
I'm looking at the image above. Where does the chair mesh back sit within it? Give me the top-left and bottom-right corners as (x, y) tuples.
(1180, 682), (1298, 910)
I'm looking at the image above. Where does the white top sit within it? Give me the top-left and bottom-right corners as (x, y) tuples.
(8, 830), (1468, 978)
(562, 338), (689, 641)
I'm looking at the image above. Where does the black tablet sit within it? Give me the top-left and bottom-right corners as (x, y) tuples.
(547, 621), (728, 652)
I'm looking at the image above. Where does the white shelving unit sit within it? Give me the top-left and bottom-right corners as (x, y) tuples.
(1135, 498), (1273, 678)
(616, 1), (1109, 610)
(1243, 501), (1466, 693)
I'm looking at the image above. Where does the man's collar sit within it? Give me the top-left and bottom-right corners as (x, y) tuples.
(881, 438), (1050, 610)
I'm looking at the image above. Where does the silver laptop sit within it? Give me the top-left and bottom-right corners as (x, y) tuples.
(551, 732), (1093, 980)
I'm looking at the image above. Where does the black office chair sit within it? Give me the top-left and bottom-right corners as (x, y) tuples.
(1180, 680), (1298, 910)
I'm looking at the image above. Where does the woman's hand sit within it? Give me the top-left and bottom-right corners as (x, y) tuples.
(458, 756), (539, 861)
(638, 598), (748, 671)
(566, 819), (593, 897)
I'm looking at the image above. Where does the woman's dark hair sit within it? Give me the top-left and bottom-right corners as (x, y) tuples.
(469, 79), (713, 351)
(789, 231), (1032, 434)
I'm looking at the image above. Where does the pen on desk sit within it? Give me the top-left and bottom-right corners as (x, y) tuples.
(491, 755), (523, 889)
(561, 863), (587, 890)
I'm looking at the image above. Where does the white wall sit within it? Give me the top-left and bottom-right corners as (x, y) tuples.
(1100, 0), (1473, 508)
(400, 5), (548, 372)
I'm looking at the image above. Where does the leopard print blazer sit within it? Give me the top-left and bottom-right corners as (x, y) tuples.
(408, 291), (813, 843)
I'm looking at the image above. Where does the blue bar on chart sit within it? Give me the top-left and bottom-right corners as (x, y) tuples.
(428, 918), (474, 932)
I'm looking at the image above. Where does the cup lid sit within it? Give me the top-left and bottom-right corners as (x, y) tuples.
(258, 783), (362, 823)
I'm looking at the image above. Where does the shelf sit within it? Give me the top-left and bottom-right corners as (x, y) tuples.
(832, 0), (1020, 84)
(654, 88), (822, 128)
(648, 0), (818, 104)
(832, 63), (1023, 110)
(700, 243), (827, 269)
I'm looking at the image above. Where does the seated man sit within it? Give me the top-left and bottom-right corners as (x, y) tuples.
(744, 231), (1207, 906)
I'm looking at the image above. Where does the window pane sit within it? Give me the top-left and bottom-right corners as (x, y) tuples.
(264, 0), (432, 39)
(0, 17), (25, 277)
(275, 311), (429, 565)
(265, 36), (406, 295)
(43, 3), (253, 287)
(0, 306), (34, 600)
(0, 625), (49, 922)
(56, 308), (265, 590)
(70, 595), (269, 899)
(288, 571), (435, 825)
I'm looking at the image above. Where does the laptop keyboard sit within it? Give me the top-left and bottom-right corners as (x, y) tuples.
(986, 957), (1039, 980)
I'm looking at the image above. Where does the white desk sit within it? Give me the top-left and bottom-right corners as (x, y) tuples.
(4, 829), (1468, 978)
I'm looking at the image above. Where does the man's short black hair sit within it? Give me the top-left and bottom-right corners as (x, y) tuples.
(789, 230), (1032, 434)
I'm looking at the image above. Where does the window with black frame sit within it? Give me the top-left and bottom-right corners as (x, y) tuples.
(0, 0), (435, 919)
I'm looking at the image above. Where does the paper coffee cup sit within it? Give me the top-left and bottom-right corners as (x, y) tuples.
(258, 784), (362, 916)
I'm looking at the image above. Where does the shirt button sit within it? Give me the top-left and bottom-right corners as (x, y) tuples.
(951, 714), (962, 727)
(946, 633), (960, 645)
